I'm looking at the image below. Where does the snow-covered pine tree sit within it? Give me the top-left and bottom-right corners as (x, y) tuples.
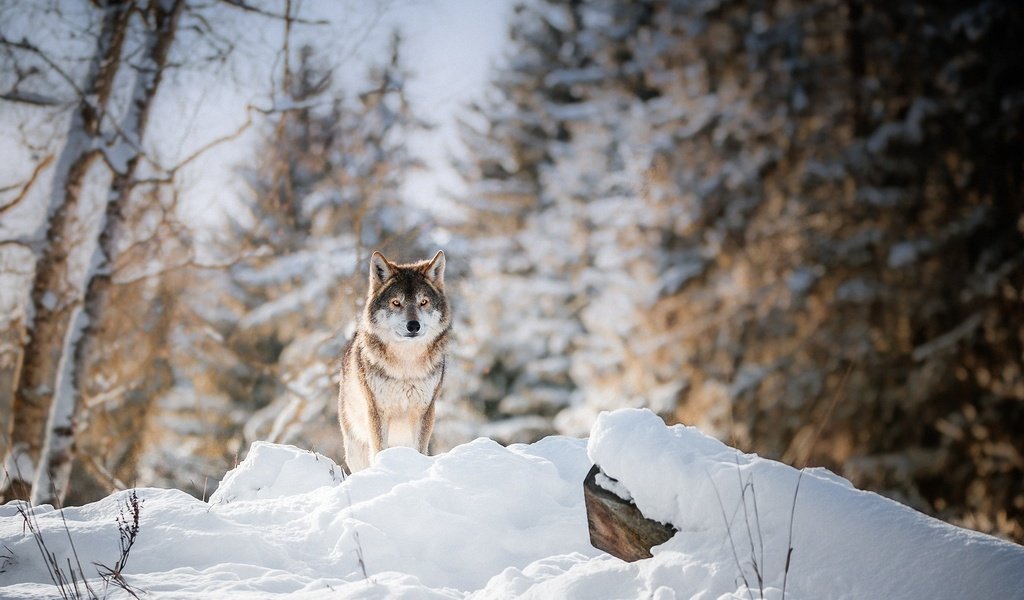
(458, 0), (1023, 540)
(453, 1), (707, 438)
(620, 0), (1024, 540)
(450, 1), (596, 442)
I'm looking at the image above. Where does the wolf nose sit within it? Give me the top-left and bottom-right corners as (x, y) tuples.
(407, 320), (420, 333)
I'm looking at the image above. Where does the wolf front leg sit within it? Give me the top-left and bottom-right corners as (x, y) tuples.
(343, 435), (370, 473)
(417, 401), (435, 455)
(366, 401), (387, 462)
(417, 362), (443, 454)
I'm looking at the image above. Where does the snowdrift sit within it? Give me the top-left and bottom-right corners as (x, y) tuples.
(1, 408), (1022, 599)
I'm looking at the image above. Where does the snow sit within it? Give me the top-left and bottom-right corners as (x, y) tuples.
(2, 408), (1023, 599)
(588, 409), (1024, 600)
(207, 442), (344, 504)
(594, 471), (633, 502)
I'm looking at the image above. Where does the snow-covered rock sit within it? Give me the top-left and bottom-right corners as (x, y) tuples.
(585, 409), (1024, 600)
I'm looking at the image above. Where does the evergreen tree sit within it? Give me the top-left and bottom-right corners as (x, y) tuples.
(457, 0), (1024, 540)
(451, 2), (594, 439)
(140, 33), (429, 493)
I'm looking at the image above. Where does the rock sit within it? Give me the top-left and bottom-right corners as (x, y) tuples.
(583, 464), (676, 562)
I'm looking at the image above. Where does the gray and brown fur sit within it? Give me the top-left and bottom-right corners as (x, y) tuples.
(338, 250), (450, 472)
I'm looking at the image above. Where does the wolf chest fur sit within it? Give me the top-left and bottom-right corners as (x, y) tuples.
(337, 250), (450, 472)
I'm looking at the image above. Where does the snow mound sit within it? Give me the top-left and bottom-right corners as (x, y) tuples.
(1, 409), (1022, 599)
(209, 441), (344, 503)
(585, 409), (1024, 600)
(0, 436), (595, 598)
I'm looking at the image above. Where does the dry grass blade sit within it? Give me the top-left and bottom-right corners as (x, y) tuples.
(338, 468), (371, 583)
(734, 454), (764, 596)
(53, 484), (96, 599)
(782, 469), (805, 599)
(0, 544), (14, 573)
(708, 468), (755, 600)
(16, 501), (97, 600)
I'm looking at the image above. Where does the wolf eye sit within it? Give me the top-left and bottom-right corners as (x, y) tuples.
(419, 298), (429, 307)
(391, 299), (402, 308)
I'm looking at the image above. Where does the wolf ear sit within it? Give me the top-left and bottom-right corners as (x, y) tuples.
(369, 251), (394, 289)
(422, 250), (445, 287)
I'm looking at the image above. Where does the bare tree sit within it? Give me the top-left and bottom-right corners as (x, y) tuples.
(2, 0), (395, 506)
(32, 0), (186, 505)
(0, 0), (190, 505)
(1, 0), (135, 502)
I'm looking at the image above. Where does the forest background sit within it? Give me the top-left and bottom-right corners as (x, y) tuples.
(0, 0), (1021, 543)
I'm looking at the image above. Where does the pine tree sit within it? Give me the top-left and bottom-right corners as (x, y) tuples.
(140, 33), (430, 494)
(451, 1), (594, 439)
(458, 0), (1024, 540)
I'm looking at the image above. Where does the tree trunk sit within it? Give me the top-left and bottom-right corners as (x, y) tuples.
(31, 0), (185, 506)
(1, 1), (133, 503)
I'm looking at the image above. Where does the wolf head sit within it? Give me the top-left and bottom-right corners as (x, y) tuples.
(364, 250), (449, 343)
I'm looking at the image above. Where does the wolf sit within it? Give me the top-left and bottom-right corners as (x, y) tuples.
(337, 250), (450, 472)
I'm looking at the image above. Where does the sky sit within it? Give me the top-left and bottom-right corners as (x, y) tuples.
(166, 0), (519, 229)
(385, 0), (519, 215)
(0, 0), (518, 237)
(0, 0), (518, 314)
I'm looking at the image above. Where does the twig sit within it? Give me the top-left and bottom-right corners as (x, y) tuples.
(16, 504), (61, 593)
(797, 361), (854, 468)
(0, 90), (65, 107)
(782, 470), (805, 599)
(16, 500), (97, 599)
(747, 473), (766, 596)
(0, 36), (85, 97)
(734, 455), (764, 595)
(911, 313), (983, 362)
(95, 489), (144, 599)
(53, 482), (98, 599)
(782, 362), (853, 598)
(708, 468), (754, 600)
(0, 154), (54, 216)
(220, 0), (328, 25)
(334, 467), (371, 583)
(134, 107), (256, 186)
(76, 453), (128, 494)
(0, 544), (14, 573)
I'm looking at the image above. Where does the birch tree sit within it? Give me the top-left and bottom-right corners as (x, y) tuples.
(0, 0), (134, 502)
(31, 0), (185, 506)
(0, 0), (189, 505)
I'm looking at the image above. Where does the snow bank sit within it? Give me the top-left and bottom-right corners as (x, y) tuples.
(0, 437), (594, 599)
(584, 409), (1024, 600)
(1, 409), (1022, 599)
(208, 441), (344, 503)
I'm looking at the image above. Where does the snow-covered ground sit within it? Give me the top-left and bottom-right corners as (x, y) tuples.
(1, 409), (1022, 599)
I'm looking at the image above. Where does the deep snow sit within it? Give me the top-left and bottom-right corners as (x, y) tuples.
(1, 408), (1022, 599)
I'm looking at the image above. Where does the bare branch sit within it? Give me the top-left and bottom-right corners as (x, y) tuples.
(0, 91), (64, 107)
(77, 452), (129, 493)
(0, 154), (54, 215)
(166, 107), (254, 174)
(0, 36), (85, 98)
(0, 239), (36, 252)
(220, 0), (329, 25)
(131, 109), (255, 189)
(132, 92), (327, 190)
